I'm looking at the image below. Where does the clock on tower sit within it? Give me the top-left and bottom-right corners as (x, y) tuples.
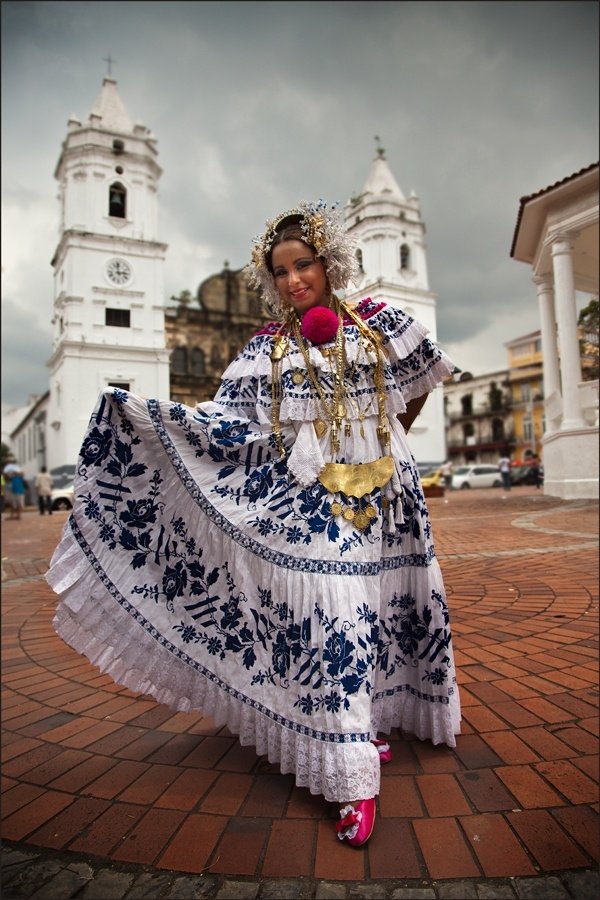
(106, 257), (133, 286)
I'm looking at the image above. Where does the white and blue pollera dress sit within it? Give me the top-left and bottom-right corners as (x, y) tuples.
(47, 298), (461, 803)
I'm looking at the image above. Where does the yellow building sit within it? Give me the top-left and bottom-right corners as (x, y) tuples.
(505, 331), (545, 463)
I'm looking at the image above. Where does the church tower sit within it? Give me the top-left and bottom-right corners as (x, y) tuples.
(344, 145), (447, 464)
(46, 77), (170, 472)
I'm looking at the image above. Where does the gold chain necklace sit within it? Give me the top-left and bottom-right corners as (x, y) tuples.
(271, 300), (391, 456)
(291, 304), (347, 453)
(270, 331), (289, 456)
(270, 301), (393, 531)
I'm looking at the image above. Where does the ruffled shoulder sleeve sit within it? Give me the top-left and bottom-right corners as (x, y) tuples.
(353, 298), (457, 402)
(212, 330), (276, 420)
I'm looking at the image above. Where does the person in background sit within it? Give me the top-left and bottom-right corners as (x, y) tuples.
(440, 459), (453, 490)
(529, 454), (543, 489)
(498, 453), (512, 491)
(7, 467), (26, 520)
(35, 466), (54, 515)
(3, 461), (18, 515)
(46, 200), (461, 849)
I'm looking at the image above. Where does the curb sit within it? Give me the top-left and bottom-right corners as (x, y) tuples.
(2, 841), (599, 899)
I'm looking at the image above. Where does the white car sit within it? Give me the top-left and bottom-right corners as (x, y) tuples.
(51, 482), (75, 510)
(451, 465), (502, 490)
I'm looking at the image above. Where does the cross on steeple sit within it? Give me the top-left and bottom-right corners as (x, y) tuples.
(103, 55), (116, 76)
(374, 135), (386, 159)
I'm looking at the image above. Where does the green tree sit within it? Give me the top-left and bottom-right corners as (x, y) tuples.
(1, 442), (15, 468)
(170, 289), (193, 308)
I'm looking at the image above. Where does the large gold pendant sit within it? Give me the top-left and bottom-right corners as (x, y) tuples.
(314, 420), (328, 438)
(318, 457), (394, 498)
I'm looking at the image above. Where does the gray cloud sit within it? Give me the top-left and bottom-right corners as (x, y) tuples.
(2, 0), (598, 407)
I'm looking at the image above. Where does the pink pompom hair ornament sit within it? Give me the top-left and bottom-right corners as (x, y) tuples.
(245, 200), (360, 319)
(300, 306), (339, 345)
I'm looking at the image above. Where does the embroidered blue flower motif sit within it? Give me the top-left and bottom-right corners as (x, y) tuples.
(426, 667), (447, 685)
(212, 422), (251, 447)
(120, 499), (158, 529)
(207, 637), (224, 656)
(298, 482), (327, 517)
(112, 388), (129, 404)
(80, 427), (112, 467)
(397, 593), (414, 610)
(175, 623), (198, 643)
(162, 561), (188, 604)
(323, 631), (355, 677)
(84, 499), (102, 520)
(323, 692), (342, 712)
(296, 695), (314, 715)
(272, 632), (291, 677)
(169, 404), (187, 423)
(286, 525), (303, 544)
(220, 597), (243, 629)
(243, 467), (274, 503)
(397, 612), (428, 655)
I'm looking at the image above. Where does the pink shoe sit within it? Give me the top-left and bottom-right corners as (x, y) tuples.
(335, 798), (376, 847)
(371, 738), (392, 764)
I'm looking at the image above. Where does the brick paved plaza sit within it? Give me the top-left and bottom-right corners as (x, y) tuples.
(1, 487), (598, 898)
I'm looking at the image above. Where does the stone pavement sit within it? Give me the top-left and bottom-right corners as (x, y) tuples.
(1, 488), (598, 899)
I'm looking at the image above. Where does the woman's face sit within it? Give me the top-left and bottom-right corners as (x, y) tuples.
(271, 239), (329, 317)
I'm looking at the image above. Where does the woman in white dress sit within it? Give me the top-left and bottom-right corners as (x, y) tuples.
(47, 201), (461, 847)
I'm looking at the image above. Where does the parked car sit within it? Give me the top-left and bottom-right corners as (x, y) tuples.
(420, 467), (444, 489)
(451, 464), (502, 490)
(51, 482), (74, 510)
(418, 465), (445, 497)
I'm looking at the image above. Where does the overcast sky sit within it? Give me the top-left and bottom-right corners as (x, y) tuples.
(1, 0), (598, 410)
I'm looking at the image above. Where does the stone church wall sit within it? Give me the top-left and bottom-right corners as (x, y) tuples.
(165, 266), (269, 405)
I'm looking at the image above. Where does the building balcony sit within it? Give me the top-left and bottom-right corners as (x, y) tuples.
(447, 436), (516, 454)
(445, 405), (512, 423)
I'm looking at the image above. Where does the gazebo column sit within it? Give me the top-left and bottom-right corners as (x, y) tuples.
(534, 276), (561, 433)
(551, 235), (585, 430)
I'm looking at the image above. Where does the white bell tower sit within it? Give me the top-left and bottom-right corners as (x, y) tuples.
(344, 145), (447, 464)
(46, 77), (170, 472)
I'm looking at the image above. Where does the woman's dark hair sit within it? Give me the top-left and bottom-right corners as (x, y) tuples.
(266, 216), (315, 273)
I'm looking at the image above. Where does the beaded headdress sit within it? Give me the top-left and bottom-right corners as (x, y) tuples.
(245, 199), (360, 318)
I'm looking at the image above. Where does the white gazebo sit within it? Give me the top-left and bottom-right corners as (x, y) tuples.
(510, 163), (599, 499)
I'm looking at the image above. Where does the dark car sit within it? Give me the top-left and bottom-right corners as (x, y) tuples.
(510, 464), (542, 486)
